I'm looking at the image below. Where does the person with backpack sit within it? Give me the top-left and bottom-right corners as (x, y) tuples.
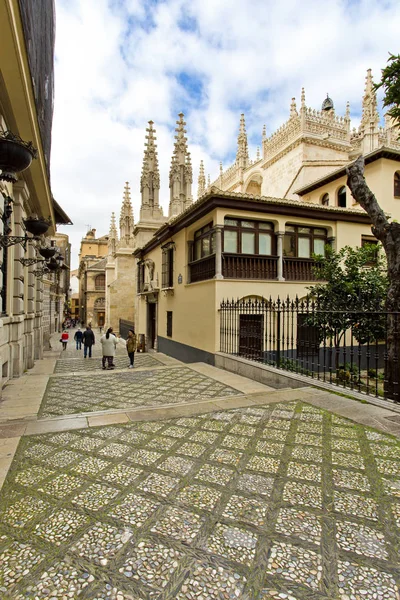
(74, 328), (83, 350)
(126, 329), (137, 368)
(82, 326), (95, 358)
(100, 327), (118, 370)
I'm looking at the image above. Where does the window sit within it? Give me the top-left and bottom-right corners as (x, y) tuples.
(137, 261), (145, 293)
(337, 186), (347, 208)
(321, 193), (329, 206)
(394, 172), (400, 198)
(166, 311), (173, 337)
(193, 223), (215, 261)
(283, 225), (327, 258)
(223, 218), (274, 255)
(162, 244), (174, 288)
(95, 274), (105, 289)
(361, 237), (379, 264)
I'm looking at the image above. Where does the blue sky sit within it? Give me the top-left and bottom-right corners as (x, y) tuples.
(52, 0), (400, 269)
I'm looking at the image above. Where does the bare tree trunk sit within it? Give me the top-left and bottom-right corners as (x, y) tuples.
(347, 157), (400, 401)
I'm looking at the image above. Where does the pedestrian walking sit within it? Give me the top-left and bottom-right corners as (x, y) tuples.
(82, 326), (95, 358)
(100, 327), (118, 370)
(74, 328), (83, 350)
(126, 329), (137, 368)
(61, 330), (69, 351)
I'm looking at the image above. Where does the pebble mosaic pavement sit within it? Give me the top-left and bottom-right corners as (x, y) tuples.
(39, 366), (241, 418)
(54, 354), (163, 374)
(1, 397), (400, 599)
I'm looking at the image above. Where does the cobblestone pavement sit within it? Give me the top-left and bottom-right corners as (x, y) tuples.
(54, 354), (162, 374)
(39, 367), (242, 418)
(1, 399), (400, 599)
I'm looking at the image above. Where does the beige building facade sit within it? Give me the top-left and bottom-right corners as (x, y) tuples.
(134, 190), (375, 364)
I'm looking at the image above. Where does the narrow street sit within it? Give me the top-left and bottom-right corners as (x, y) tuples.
(0, 331), (399, 599)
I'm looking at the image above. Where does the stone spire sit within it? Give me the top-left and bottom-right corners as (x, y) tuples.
(301, 87), (306, 109)
(236, 113), (249, 169)
(207, 174), (211, 189)
(108, 211), (118, 256)
(256, 146), (260, 161)
(360, 69), (380, 153)
(290, 97), (297, 118)
(262, 124), (266, 141)
(119, 182), (134, 245)
(198, 159), (206, 198)
(169, 112), (193, 217)
(140, 120), (163, 221)
(361, 69), (380, 131)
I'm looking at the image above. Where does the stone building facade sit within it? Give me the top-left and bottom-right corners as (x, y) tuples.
(77, 229), (108, 327)
(0, 0), (70, 386)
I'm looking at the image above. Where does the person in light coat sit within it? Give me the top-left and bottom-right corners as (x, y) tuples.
(100, 327), (118, 370)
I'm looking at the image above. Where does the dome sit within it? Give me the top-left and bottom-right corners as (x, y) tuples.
(322, 94), (334, 111)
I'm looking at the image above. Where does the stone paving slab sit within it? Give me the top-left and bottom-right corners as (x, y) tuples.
(0, 401), (399, 599)
(39, 367), (243, 419)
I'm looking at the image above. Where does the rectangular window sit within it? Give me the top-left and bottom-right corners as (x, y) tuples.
(166, 311), (173, 337)
(223, 218), (275, 256)
(224, 230), (238, 253)
(298, 237), (311, 258)
(313, 238), (325, 256)
(192, 222), (215, 261)
(283, 234), (295, 257)
(162, 246), (174, 288)
(284, 225), (327, 258)
(241, 231), (255, 254)
(137, 262), (145, 293)
(259, 233), (272, 255)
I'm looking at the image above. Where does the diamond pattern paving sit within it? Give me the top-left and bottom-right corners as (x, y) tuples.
(40, 366), (241, 417)
(54, 353), (161, 373)
(1, 402), (399, 599)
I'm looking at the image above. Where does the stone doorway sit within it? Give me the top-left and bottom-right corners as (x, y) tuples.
(147, 301), (157, 349)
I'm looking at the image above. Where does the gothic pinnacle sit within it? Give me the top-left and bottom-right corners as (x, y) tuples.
(290, 97), (297, 117)
(236, 113), (249, 167)
(198, 159), (206, 198)
(262, 124), (266, 140)
(301, 87), (306, 109)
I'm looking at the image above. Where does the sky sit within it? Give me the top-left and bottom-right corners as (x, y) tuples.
(51, 0), (400, 269)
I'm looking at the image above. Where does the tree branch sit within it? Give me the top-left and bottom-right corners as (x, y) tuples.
(346, 156), (390, 242)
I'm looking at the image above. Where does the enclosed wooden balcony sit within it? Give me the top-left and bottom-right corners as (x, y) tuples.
(222, 254), (278, 279)
(189, 255), (216, 282)
(283, 257), (320, 281)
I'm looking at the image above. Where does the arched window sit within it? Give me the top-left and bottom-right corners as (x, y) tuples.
(337, 186), (347, 208)
(95, 274), (105, 289)
(321, 193), (329, 206)
(394, 172), (400, 197)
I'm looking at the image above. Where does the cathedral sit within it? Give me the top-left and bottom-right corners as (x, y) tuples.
(78, 69), (400, 335)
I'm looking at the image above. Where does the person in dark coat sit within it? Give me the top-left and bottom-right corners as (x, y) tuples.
(74, 328), (83, 350)
(82, 326), (95, 358)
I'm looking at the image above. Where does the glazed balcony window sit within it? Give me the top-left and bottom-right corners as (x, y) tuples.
(283, 225), (327, 259)
(223, 218), (275, 255)
(194, 222), (215, 260)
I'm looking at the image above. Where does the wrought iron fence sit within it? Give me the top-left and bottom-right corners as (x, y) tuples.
(220, 297), (399, 403)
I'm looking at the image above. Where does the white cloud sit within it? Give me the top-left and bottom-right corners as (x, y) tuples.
(52, 0), (400, 267)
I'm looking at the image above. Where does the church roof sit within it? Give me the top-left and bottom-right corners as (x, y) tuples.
(89, 257), (107, 270)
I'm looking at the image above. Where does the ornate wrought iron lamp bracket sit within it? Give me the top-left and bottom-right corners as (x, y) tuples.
(18, 257), (47, 267)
